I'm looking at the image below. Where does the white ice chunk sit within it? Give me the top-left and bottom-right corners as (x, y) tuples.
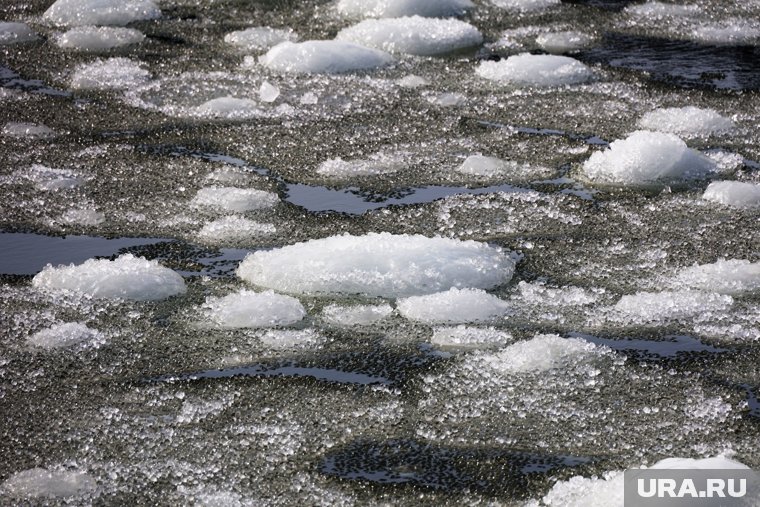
(70, 57), (151, 90)
(535, 31), (592, 53)
(2, 122), (55, 138)
(703, 181), (760, 208)
(0, 22), (38, 44)
(27, 322), (104, 349)
(638, 106), (734, 137)
(672, 259), (760, 296)
(430, 325), (512, 349)
(61, 208), (105, 226)
(204, 167), (253, 185)
(517, 281), (600, 306)
(43, 0), (161, 27)
(613, 290), (733, 322)
(427, 92), (466, 107)
(317, 151), (407, 177)
(336, 0), (474, 19)
(259, 328), (321, 348)
(691, 19), (760, 45)
(1, 468), (96, 498)
(260, 41), (393, 74)
(56, 26), (144, 50)
(476, 53), (594, 87)
(191, 186), (279, 212)
(336, 16), (482, 56)
(224, 27), (298, 52)
(203, 289), (305, 328)
(32, 253), (186, 301)
(482, 334), (601, 374)
(624, 1), (700, 18)
(322, 303), (393, 326)
(491, 0), (560, 12)
(196, 216), (276, 243)
(397, 74), (429, 88)
(456, 155), (533, 178)
(397, 288), (509, 324)
(195, 97), (264, 119)
(237, 233), (515, 298)
(582, 130), (717, 185)
(22, 164), (82, 190)
(259, 81), (280, 102)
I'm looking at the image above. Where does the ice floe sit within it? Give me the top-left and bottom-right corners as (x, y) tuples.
(236, 233), (515, 298)
(2, 122), (55, 138)
(397, 288), (509, 324)
(480, 334), (603, 374)
(260, 41), (393, 74)
(671, 259), (760, 296)
(203, 289), (306, 329)
(703, 181), (760, 208)
(0, 22), (38, 44)
(32, 253), (187, 300)
(336, 0), (473, 19)
(191, 187), (279, 212)
(56, 26), (145, 50)
(613, 290), (733, 322)
(581, 131), (718, 185)
(70, 57), (151, 90)
(321, 303), (393, 326)
(317, 151), (407, 177)
(490, 0), (560, 12)
(476, 53), (594, 87)
(60, 208), (105, 226)
(196, 216), (276, 244)
(19, 164), (83, 190)
(637, 106), (734, 137)
(43, 0), (161, 27)
(224, 27), (298, 52)
(455, 155), (538, 178)
(27, 322), (105, 349)
(430, 325), (512, 349)
(1, 468), (96, 498)
(535, 31), (593, 54)
(336, 17), (482, 56)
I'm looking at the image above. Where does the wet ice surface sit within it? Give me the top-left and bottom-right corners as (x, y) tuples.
(1, 0), (760, 504)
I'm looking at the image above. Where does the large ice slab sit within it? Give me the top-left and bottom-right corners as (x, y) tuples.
(1, 468), (96, 498)
(32, 253), (186, 300)
(582, 131), (717, 185)
(43, 0), (161, 27)
(336, 17), (482, 56)
(0, 22), (38, 44)
(56, 26), (145, 50)
(672, 259), (760, 295)
(703, 181), (760, 208)
(191, 187), (279, 212)
(236, 233), (515, 297)
(476, 53), (593, 87)
(203, 289), (306, 328)
(397, 288), (509, 323)
(225, 27), (297, 52)
(70, 57), (151, 90)
(336, 0), (473, 19)
(638, 106), (734, 137)
(260, 41), (393, 74)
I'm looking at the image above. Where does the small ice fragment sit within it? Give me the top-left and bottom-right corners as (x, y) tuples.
(61, 208), (105, 226)
(317, 152), (406, 177)
(259, 328), (321, 348)
(196, 97), (263, 118)
(397, 288), (509, 324)
(582, 130), (717, 185)
(337, 0), (474, 19)
(196, 216), (276, 244)
(637, 106), (734, 137)
(43, 0), (161, 27)
(336, 16), (482, 56)
(624, 1), (700, 18)
(260, 40), (393, 74)
(535, 31), (592, 53)
(430, 325), (512, 349)
(236, 232), (515, 298)
(2, 122), (55, 138)
(321, 303), (393, 326)
(191, 186), (279, 212)
(70, 57), (151, 90)
(482, 334), (600, 374)
(27, 322), (104, 349)
(456, 155), (515, 177)
(397, 74), (429, 88)
(672, 259), (760, 295)
(204, 289), (306, 328)
(23, 164), (82, 190)
(0, 22), (38, 44)
(32, 253), (186, 300)
(259, 81), (280, 103)
(56, 26), (145, 51)
(427, 92), (465, 107)
(224, 26), (298, 52)
(1, 468), (96, 498)
(703, 181), (760, 208)
(476, 53), (593, 87)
